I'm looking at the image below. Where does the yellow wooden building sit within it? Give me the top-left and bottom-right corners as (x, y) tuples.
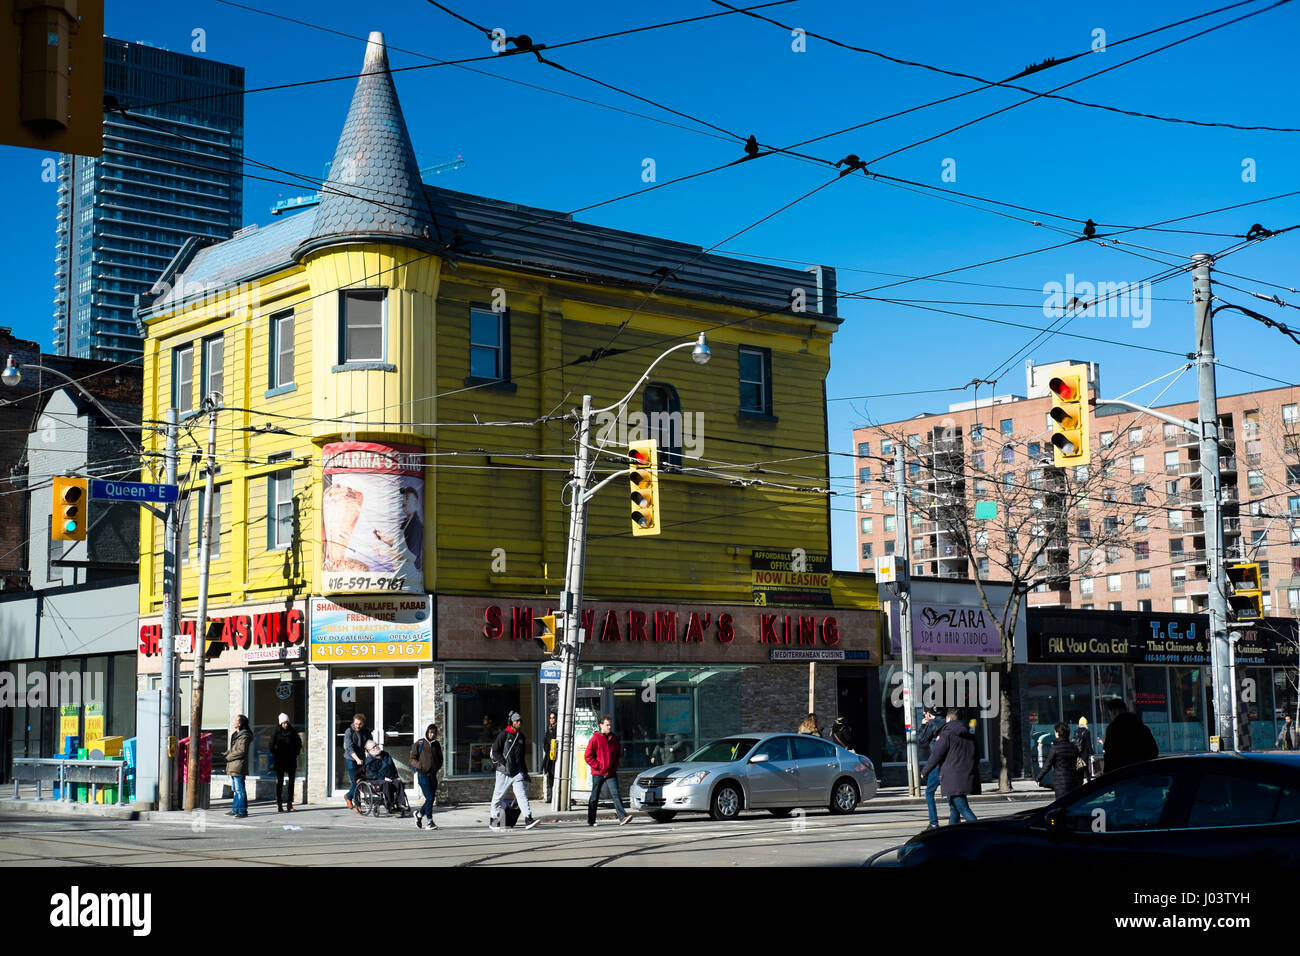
(135, 32), (878, 807)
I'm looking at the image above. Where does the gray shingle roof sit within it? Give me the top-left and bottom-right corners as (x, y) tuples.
(296, 32), (438, 258)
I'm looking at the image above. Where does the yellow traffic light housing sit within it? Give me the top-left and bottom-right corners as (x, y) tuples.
(1048, 364), (1091, 468)
(534, 614), (559, 656)
(51, 475), (87, 541)
(628, 439), (661, 536)
(1227, 562), (1263, 621)
(203, 620), (225, 659)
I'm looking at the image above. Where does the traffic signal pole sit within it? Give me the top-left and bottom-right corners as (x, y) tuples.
(1192, 253), (1235, 751)
(159, 409), (179, 811)
(553, 394), (593, 812)
(895, 441), (920, 796)
(185, 395), (219, 811)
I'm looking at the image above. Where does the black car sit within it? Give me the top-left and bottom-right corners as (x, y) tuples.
(869, 753), (1300, 868)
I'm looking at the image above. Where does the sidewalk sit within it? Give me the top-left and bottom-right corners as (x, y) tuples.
(0, 778), (1051, 828)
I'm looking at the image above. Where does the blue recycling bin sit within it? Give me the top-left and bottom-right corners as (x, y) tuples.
(50, 754), (71, 799)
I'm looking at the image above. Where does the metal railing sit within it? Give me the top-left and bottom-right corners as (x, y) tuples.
(10, 758), (128, 805)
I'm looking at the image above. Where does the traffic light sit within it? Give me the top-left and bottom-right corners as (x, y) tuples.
(1227, 563), (1263, 621)
(1048, 364), (1091, 468)
(628, 439), (662, 536)
(534, 613), (559, 656)
(51, 475), (87, 542)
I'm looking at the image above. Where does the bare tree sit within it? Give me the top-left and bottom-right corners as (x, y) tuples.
(885, 419), (1161, 790)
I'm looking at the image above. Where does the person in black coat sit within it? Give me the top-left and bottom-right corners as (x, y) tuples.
(1036, 722), (1083, 800)
(1072, 717), (1095, 782)
(916, 707), (945, 829)
(1102, 698), (1158, 772)
(919, 709), (980, 825)
(269, 713), (302, 812)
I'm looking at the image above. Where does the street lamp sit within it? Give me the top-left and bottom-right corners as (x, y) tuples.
(551, 333), (711, 812)
(3, 355), (143, 453)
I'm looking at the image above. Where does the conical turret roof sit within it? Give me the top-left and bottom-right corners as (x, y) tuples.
(297, 32), (439, 258)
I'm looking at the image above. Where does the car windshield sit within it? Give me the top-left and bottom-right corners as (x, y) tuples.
(686, 737), (761, 763)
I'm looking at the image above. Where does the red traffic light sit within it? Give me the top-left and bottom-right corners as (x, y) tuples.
(1048, 375), (1077, 401)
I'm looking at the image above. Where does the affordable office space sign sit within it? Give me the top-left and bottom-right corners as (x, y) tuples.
(309, 596), (433, 663)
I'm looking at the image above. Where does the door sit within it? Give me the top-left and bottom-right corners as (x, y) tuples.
(792, 735), (839, 805)
(331, 680), (419, 794)
(745, 736), (798, 807)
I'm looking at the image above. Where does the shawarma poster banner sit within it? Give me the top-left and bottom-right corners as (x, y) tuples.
(321, 441), (424, 594)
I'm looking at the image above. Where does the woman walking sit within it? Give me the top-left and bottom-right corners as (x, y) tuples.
(1072, 717), (1095, 782)
(1036, 722), (1084, 801)
(224, 714), (252, 818)
(410, 723), (443, 830)
(269, 713), (302, 812)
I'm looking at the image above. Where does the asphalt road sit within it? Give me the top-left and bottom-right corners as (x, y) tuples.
(0, 797), (1055, 867)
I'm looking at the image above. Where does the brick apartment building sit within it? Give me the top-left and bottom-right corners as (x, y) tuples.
(854, 359), (1300, 618)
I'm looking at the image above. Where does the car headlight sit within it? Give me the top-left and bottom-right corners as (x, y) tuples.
(679, 770), (710, 786)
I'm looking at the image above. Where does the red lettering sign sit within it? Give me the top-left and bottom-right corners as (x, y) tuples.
(654, 611), (677, 643)
(512, 606), (533, 642)
(799, 616), (816, 645)
(628, 610), (648, 642)
(822, 617), (840, 645)
(484, 605), (503, 640)
(716, 613), (734, 643)
(758, 614), (777, 643)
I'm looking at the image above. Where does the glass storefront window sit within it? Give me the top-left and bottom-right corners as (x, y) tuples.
(150, 672), (230, 771)
(1133, 667), (1171, 755)
(1092, 664), (1125, 743)
(1169, 667), (1204, 752)
(446, 670), (536, 777)
(249, 674), (306, 777)
(581, 666), (753, 771)
(1244, 667), (1273, 749)
(1060, 665), (1093, 728)
(1021, 666), (1060, 776)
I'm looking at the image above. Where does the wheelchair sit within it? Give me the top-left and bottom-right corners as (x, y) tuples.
(354, 771), (412, 818)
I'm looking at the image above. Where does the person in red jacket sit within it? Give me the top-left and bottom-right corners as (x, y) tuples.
(585, 715), (634, 827)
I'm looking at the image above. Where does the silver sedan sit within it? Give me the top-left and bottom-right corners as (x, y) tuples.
(628, 733), (878, 822)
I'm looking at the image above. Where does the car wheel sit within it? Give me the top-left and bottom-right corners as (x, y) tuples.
(767, 808), (793, 817)
(829, 778), (859, 815)
(648, 811), (677, 823)
(709, 782), (742, 821)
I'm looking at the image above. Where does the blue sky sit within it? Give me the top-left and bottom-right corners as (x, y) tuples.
(3, 0), (1297, 569)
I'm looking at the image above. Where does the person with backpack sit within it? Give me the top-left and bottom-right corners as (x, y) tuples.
(268, 713), (302, 812)
(1072, 717), (1095, 782)
(489, 712), (537, 830)
(410, 723), (443, 830)
(829, 716), (854, 751)
(1277, 715), (1298, 751)
(1036, 722), (1084, 800)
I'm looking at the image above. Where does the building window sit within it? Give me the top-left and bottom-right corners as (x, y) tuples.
(1288, 465), (1300, 485)
(201, 334), (223, 400)
(970, 425), (983, 443)
(861, 517), (873, 534)
(1137, 599), (1152, 612)
(469, 306), (510, 382)
(1248, 470), (1265, 492)
(1135, 542), (1150, 561)
(1108, 601), (1123, 611)
(1172, 568), (1187, 590)
(1251, 530), (1267, 551)
(861, 542), (873, 559)
(883, 490), (895, 506)
(1028, 442), (1041, 459)
(859, 467), (871, 484)
(1000, 419), (1013, 437)
(1289, 588), (1300, 609)
(1100, 431), (1114, 448)
(1289, 496), (1300, 515)
(1128, 428), (1143, 445)
(267, 453), (294, 551)
(179, 491), (191, 565)
(884, 540), (895, 556)
(738, 345), (772, 415)
(1080, 577), (1094, 595)
(1129, 456), (1145, 474)
(1137, 570), (1151, 589)
(1104, 517), (1119, 534)
(1132, 485), (1147, 504)
(172, 344), (193, 412)
(1242, 409), (1260, 436)
(881, 439), (893, 455)
(1107, 574), (1122, 592)
(973, 452), (985, 470)
(857, 441), (870, 457)
(1283, 403), (1298, 426)
(907, 434), (920, 450)
(1173, 597), (1188, 613)
(884, 515), (895, 533)
(1133, 513), (1148, 531)
(269, 309), (295, 389)
(1164, 451), (1180, 472)
(1002, 445), (1015, 464)
(860, 492), (872, 510)
(1074, 465), (1088, 483)
(643, 384), (682, 470)
(1163, 423), (1180, 443)
(339, 289), (386, 364)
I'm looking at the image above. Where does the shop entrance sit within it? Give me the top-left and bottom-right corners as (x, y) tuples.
(331, 679), (420, 794)
(835, 668), (871, 754)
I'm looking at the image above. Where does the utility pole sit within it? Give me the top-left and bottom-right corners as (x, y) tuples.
(158, 409), (179, 811)
(185, 395), (218, 811)
(1192, 253), (1234, 750)
(895, 441), (920, 795)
